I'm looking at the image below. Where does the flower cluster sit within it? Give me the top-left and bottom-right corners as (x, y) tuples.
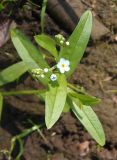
(55, 34), (70, 46)
(31, 58), (70, 82)
(50, 58), (70, 81)
(31, 68), (49, 79)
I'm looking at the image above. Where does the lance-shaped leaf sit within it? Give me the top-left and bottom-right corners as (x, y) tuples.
(11, 29), (49, 68)
(34, 34), (58, 59)
(69, 96), (105, 146)
(0, 93), (3, 121)
(0, 61), (28, 87)
(45, 74), (67, 129)
(69, 91), (100, 106)
(11, 29), (49, 85)
(59, 10), (92, 77)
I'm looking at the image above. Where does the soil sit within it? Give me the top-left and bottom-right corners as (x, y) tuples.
(0, 0), (117, 160)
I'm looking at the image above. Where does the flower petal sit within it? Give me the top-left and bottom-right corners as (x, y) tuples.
(65, 60), (70, 66)
(65, 66), (70, 72)
(57, 62), (61, 69)
(60, 58), (66, 63)
(60, 68), (65, 73)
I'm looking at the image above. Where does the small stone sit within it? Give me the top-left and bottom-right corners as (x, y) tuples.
(115, 35), (117, 41)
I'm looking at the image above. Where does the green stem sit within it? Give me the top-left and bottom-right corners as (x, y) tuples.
(28, 120), (48, 143)
(10, 124), (43, 157)
(27, 0), (40, 8)
(1, 89), (46, 96)
(50, 65), (57, 71)
(41, 0), (48, 33)
(67, 83), (85, 94)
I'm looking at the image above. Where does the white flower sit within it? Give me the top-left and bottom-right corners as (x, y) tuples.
(57, 58), (70, 73)
(66, 41), (70, 46)
(44, 68), (49, 73)
(50, 74), (57, 81)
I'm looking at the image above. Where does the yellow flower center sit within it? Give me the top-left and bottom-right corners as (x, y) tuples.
(62, 64), (65, 68)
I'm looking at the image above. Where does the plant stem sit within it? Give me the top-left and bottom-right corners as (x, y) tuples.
(67, 83), (85, 94)
(1, 89), (46, 96)
(41, 0), (48, 33)
(10, 123), (44, 159)
(27, 0), (40, 8)
(50, 65), (57, 71)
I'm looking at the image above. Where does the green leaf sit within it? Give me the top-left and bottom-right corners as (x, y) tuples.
(0, 61), (28, 87)
(69, 96), (105, 146)
(11, 29), (49, 85)
(69, 92), (100, 106)
(34, 34), (58, 59)
(63, 101), (70, 113)
(45, 74), (67, 129)
(11, 29), (49, 69)
(59, 10), (92, 77)
(0, 93), (3, 121)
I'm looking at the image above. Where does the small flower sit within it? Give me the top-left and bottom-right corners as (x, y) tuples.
(40, 74), (45, 78)
(50, 74), (57, 81)
(57, 58), (70, 73)
(55, 34), (65, 41)
(60, 40), (64, 44)
(55, 34), (65, 45)
(31, 68), (42, 75)
(44, 68), (49, 73)
(66, 41), (70, 46)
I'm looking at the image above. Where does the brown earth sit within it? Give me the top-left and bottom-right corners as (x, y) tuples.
(0, 0), (117, 160)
